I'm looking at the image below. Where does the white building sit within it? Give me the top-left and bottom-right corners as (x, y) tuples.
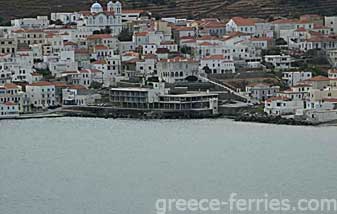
(159, 41), (178, 52)
(46, 50), (78, 75)
(11, 16), (49, 28)
(91, 57), (121, 87)
(0, 83), (23, 111)
(70, 69), (103, 88)
(62, 86), (101, 106)
(199, 55), (235, 74)
(157, 57), (199, 83)
(50, 12), (81, 24)
(324, 16), (337, 34)
(282, 71), (312, 86)
(264, 55), (293, 70)
(26, 81), (56, 109)
(122, 9), (144, 21)
(0, 102), (19, 117)
(246, 83), (280, 102)
(80, 1), (122, 35)
(142, 44), (157, 55)
(264, 96), (304, 115)
(226, 17), (256, 34)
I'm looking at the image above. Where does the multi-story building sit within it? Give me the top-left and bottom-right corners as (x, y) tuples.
(110, 82), (219, 115)
(80, 1), (122, 35)
(156, 57), (199, 83)
(13, 29), (46, 46)
(324, 16), (337, 34)
(0, 83), (23, 106)
(11, 16), (49, 28)
(0, 102), (19, 117)
(25, 81), (56, 109)
(62, 85), (101, 106)
(245, 83), (280, 102)
(199, 55), (235, 74)
(282, 71), (312, 86)
(0, 37), (17, 55)
(264, 55), (293, 70)
(226, 17), (256, 34)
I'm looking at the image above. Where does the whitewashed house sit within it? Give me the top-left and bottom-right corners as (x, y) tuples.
(246, 83), (280, 102)
(26, 81), (56, 109)
(264, 96), (304, 115)
(0, 102), (19, 117)
(226, 17), (256, 34)
(264, 55), (293, 70)
(282, 71), (312, 86)
(199, 55), (235, 74)
(156, 57), (199, 83)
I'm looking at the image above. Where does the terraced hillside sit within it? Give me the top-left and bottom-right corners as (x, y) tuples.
(0, 0), (337, 23)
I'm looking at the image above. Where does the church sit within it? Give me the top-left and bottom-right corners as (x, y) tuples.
(80, 1), (123, 35)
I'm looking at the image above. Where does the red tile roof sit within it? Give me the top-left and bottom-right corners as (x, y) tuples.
(231, 17), (256, 26)
(307, 75), (330, 81)
(28, 81), (55, 87)
(4, 101), (16, 106)
(4, 83), (20, 89)
(202, 55), (226, 60)
(323, 98), (337, 102)
(92, 59), (107, 64)
(87, 34), (113, 40)
(94, 45), (109, 50)
(266, 96), (290, 102)
(134, 32), (148, 37)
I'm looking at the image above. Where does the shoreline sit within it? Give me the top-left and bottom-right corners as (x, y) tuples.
(0, 110), (333, 127)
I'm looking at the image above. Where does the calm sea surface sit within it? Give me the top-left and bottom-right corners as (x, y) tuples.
(0, 118), (337, 214)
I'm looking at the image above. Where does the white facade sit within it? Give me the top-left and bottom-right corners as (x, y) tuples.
(282, 71), (312, 86)
(50, 12), (81, 24)
(142, 44), (157, 55)
(324, 16), (337, 34)
(157, 57), (199, 83)
(79, 1), (122, 35)
(71, 69), (103, 88)
(11, 16), (49, 28)
(199, 55), (235, 74)
(264, 97), (304, 115)
(62, 88), (101, 106)
(226, 17), (256, 34)
(0, 102), (19, 117)
(26, 82), (56, 108)
(264, 55), (293, 70)
(246, 84), (280, 102)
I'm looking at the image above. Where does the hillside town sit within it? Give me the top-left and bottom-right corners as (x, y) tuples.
(1, 1), (337, 123)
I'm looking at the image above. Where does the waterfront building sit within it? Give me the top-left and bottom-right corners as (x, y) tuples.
(264, 96), (304, 115)
(156, 57), (199, 83)
(25, 81), (56, 109)
(110, 82), (219, 115)
(0, 102), (19, 117)
(62, 85), (101, 106)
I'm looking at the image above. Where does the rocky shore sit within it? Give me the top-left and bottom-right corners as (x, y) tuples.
(234, 113), (317, 126)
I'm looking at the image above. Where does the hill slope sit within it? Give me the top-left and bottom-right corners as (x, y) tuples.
(1, 0), (337, 22)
